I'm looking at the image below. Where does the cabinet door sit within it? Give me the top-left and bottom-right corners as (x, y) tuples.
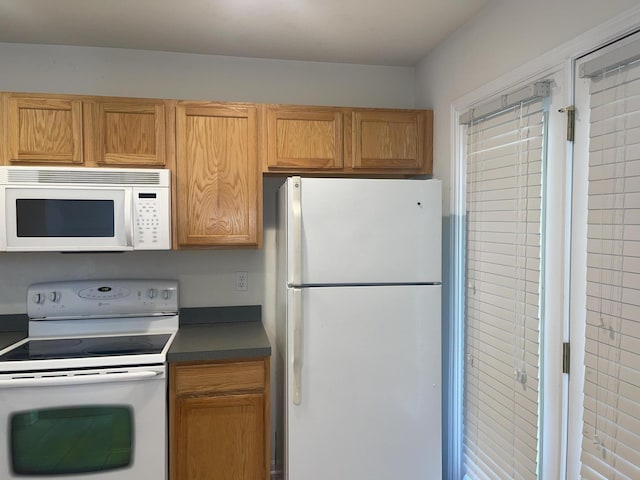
(351, 110), (432, 172)
(176, 102), (261, 247)
(86, 99), (166, 166)
(174, 393), (266, 480)
(264, 105), (343, 171)
(4, 94), (83, 165)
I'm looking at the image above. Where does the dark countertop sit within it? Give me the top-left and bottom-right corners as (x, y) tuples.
(0, 306), (271, 363)
(0, 331), (27, 351)
(167, 320), (271, 363)
(0, 313), (28, 350)
(167, 305), (271, 363)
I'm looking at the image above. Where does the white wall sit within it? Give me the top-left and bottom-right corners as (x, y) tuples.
(0, 43), (416, 106)
(0, 42), (415, 319)
(415, 0), (639, 215)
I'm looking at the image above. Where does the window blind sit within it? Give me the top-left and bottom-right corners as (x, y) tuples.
(580, 56), (640, 480)
(463, 99), (546, 480)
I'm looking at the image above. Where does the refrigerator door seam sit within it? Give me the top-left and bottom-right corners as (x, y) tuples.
(288, 282), (442, 288)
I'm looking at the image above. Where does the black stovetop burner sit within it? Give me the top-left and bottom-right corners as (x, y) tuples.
(0, 333), (172, 361)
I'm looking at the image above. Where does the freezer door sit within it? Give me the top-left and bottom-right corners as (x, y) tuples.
(285, 285), (441, 480)
(284, 177), (441, 285)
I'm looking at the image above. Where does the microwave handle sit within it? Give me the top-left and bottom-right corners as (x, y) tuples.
(124, 189), (134, 247)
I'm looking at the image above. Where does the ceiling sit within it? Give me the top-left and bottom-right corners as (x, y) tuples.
(0, 0), (489, 66)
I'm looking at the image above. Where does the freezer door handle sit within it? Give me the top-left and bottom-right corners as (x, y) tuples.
(290, 176), (303, 286)
(292, 288), (302, 405)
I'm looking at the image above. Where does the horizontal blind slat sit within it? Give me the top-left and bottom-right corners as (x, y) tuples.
(463, 97), (543, 479)
(582, 52), (640, 480)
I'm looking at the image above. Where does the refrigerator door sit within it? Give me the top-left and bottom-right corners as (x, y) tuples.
(285, 284), (441, 480)
(283, 177), (441, 286)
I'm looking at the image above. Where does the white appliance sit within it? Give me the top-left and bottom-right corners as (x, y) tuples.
(276, 177), (442, 480)
(0, 166), (171, 252)
(0, 279), (178, 480)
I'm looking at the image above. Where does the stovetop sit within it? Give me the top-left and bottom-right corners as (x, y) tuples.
(0, 279), (179, 373)
(0, 333), (172, 362)
(0, 330), (178, 373)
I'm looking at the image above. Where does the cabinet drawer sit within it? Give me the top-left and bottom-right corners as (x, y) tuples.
(173, 360), (266, 396)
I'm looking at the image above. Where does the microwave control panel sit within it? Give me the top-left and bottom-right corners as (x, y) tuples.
(133, 188), (171, 250)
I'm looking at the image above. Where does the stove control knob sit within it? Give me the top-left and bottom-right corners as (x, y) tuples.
(32, 293), (45, 304)
(147, 288), (158, 299)
(49, 291), (61, 303)
(162, 289), (172, 300)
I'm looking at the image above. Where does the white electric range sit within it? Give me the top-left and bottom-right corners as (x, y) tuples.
(0, 279), (178, 480)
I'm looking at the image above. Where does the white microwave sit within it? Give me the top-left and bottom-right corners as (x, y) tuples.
(0, 166), (171, 252)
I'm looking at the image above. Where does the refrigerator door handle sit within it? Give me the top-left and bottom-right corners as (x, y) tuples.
(291, 176), (303, 286)
(292, 288), (303, 405)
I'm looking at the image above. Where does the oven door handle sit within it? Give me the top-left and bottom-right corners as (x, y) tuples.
(0, 370), (161, 388)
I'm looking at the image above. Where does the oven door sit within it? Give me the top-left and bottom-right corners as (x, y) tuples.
(0, 365), (166, 480)
(3, 186), (133, 252)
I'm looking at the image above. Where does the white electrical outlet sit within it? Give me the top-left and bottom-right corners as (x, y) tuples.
(235, 271), (248, 291)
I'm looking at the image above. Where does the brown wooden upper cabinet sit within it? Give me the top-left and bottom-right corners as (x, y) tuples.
(263, 105), (344, 170)
(351, 109), (432, 172)
(85, 99), (167, 166)
(261, 105), (433, 176)
(1, 93), (168, 167)
(175, 102), (261, 248)
(2, 93), (83, 165)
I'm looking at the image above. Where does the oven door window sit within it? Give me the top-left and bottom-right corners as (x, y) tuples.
(10, 406), (133, 475)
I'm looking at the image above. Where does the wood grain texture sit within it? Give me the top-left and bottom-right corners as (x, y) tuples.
(165, 100), (178, 250)
(0, 93), (5, 164)
(174, 360), (265, 395)
(352, 110), (425, 170)
(176, 102), (261, 247)
(87, 99), (166, 166)
(262, 105), (433, 176)
(264, 105), (343, 170)
(175, 394), (265, 480)
(6, 94), (83, 164)
(169, 358), (270, 480)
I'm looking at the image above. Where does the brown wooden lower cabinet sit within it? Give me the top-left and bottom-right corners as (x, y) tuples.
(169, 358), (270, 480)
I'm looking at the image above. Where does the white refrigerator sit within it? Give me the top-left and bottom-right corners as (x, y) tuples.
(276, 177), (442, 480)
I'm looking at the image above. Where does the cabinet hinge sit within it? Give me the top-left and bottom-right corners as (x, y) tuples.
(559, 106), (575, 142)
(562, 342), (570, 374)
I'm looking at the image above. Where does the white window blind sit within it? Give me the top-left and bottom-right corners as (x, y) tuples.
(580, 56), (640, 480)
(463, 99), (546, 480)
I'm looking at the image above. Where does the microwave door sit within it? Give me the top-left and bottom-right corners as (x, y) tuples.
(4, 187), (133, 252)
